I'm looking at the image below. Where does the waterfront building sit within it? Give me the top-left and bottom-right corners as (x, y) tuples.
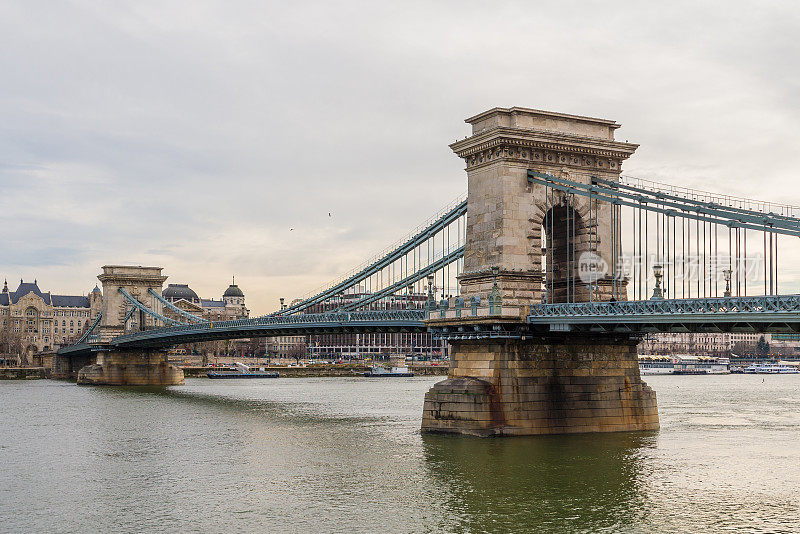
(267, 290), (448, 360)
(266, 299), (307, 359)
(760, 333), (800, 356)
(267, 335), (307, 359)
(0, 278), (102, 360)
(308, 331), (445, 360)
(639, 332), (768, 356)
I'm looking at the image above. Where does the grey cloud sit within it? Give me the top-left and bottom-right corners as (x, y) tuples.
(2, 246), (84, 267)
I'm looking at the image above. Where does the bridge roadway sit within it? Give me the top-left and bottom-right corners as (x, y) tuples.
(58, 294), (800, 356)
(57, 310), (427, 355)
(525, 294), (800, 334)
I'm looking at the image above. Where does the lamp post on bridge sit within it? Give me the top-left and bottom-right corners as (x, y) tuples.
(651, 263), (664, 300)
(426, 275), (437, 312)
(723, 269), (732, 298)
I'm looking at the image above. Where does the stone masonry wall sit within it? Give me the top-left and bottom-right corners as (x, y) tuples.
(422, 337), (658, 436)
(451, 107), (637, 307)
(77, 350), (184, 386)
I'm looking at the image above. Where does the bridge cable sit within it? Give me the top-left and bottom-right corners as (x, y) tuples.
(342, 246), (464, 311)
(75, 311), (103, 345)
(148, 288), (209, 323)
(273, 198), (467, 316)
(118, 288), (185, 328)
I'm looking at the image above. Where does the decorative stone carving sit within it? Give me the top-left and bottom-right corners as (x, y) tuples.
(451, 106), (636, 307)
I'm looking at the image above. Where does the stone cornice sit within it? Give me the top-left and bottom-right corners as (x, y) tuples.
(465, 106), (621, 128)
(449, 126), (638, 159)
(97, 273), (168, 285)
(459, 144), (629, 174)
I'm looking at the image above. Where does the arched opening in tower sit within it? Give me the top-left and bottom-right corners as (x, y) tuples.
(541, 204), (586, 303)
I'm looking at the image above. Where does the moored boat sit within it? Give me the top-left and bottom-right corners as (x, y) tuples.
(363, 366), (414, 377)
(742, 362), (800, 374)
(639, 355), (730, 375)
(674, 356), (729, 375)
(639, 356), (675, 375)
(207, 362), (279, 379)
(673, 368), (708, 375)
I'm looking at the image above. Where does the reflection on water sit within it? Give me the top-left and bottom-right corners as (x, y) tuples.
(423, 432), (653, 533)
(1, 375), (800, 533)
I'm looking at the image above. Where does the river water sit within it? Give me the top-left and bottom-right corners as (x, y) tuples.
(1, 375), (799, 533)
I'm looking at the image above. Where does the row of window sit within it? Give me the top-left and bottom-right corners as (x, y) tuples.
(6, 318), (85, 327)
(650, 335), (760, 342)
(1, 308), (93, 317)
(26, 336), (76, 344)
(54, 309), (91, 317)
(12, 326), (79, 336)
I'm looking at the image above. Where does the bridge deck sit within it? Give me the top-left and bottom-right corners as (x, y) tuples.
(526, 295), (800, 333)
(58, 296), (800, 356)
(58, 311), (427, 355)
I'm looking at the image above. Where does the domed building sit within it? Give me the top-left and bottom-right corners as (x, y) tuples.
(160, 277), (249, 323)
(223, 279), (245, 306)
(162, 284), (201, 304)
(209, 277), (248, 319)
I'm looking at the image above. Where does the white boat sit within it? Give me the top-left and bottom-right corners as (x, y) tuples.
(639, 356), (675, 375)
(742, 362), (800, 374)
(207, 362), (279, 379)
(363, 366), (414, 377)
(674, 355), (730, 375)
(639, 355), (730, 375)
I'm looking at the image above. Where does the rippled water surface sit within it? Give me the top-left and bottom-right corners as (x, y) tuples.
(2, 375), (800, 533)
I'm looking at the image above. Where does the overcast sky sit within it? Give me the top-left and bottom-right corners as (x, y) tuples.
(3, 1), (800, 314)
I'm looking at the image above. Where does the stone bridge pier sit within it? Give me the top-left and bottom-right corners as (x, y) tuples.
(77, 265), (184, 386)
(422, 107), (658, 436)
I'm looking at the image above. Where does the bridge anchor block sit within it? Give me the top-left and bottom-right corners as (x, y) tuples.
(77, 350), (184, 386)
(421, 336), (658, 436)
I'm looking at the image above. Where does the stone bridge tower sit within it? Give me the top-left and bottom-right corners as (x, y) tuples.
(96, 265), (168, 342)
(422, 107), (658, 436)
(77, 265), (183, 386)
(451, 107), (637, 306)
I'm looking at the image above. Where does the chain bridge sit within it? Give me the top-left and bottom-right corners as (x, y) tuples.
(57, 106), (800, 437)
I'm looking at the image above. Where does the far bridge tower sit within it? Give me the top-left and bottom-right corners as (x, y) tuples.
(77, 265), (184, 386)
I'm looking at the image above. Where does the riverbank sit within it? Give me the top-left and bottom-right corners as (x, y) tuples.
(0, 367), (47, 380)
(0, 363), (448, 380)
(182, 364), (449, 378)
